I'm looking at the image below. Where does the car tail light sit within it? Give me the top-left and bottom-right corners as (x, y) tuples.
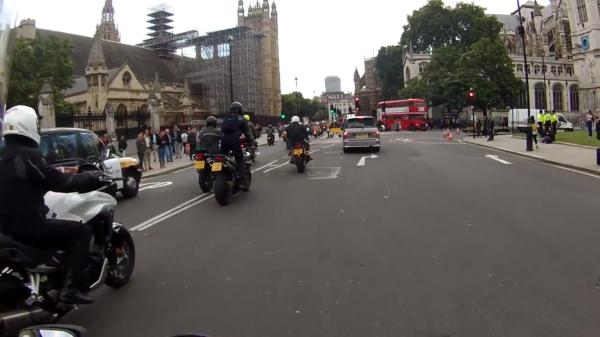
(369, 131), (380, 137)
(214, 154), (224, 162)
(195, 153), (204, 161)
(343, 131), (350, 139)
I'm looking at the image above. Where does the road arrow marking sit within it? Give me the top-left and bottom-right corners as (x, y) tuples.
(485, 154), (512, 165)
(138, 182), (173, 191)
(357, 154), (379, 167)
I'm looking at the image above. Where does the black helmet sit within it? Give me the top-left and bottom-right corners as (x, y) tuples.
(230, 102), (244, 115)
(206, 116), (218, 127)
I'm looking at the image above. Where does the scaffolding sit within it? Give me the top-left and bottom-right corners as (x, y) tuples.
(139, 4), (199, 58)
(187, 26), (264, 116)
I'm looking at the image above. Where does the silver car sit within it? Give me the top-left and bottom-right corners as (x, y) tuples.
(342, 116), (380, 153)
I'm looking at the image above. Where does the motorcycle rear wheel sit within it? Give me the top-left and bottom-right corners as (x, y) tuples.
(199, 171), (213, 193)
(295, 155), (305, 173)
(241, 168), (252, 192)
(106, 228), (136, 288)
(214, 174), (232, 206)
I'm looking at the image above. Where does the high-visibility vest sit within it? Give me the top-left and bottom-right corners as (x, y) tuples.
(551, 114), (558, 123)
(538, 114), (546, 123)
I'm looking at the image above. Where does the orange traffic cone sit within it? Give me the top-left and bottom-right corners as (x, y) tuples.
(448, 132), (453, 141)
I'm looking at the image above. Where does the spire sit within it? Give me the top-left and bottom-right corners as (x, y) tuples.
(87, 32), (106, 67)
(533, 0), (543, 17)
(183, 77), (191, 97)
(238, 0), (245, 16)
(152, 73), (161, 93)
(353, 68), (360, 80)
(97, 0), (120, 41)
(263, 0), (269, 10)
(271, 1), (277, 16)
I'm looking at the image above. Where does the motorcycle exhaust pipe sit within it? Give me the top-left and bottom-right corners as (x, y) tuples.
(0, 308), (53, 336)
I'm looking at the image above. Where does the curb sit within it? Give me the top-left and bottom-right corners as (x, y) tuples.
(510, 135), (599, 150)
(141, 138), (281, 179)
(463, 140), (600, 177)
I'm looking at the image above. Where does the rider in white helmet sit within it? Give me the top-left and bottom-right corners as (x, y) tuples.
(285, 115), (311, 161)
(0, 105), (104, 305)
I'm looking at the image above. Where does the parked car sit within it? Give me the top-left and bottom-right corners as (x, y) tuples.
(508, 109), (574, 132)
(39, 128), (142, 198)
(342, 116), (380, 153)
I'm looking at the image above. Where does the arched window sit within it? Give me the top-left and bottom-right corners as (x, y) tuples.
(116, 104), (127, 114)
(405, 67), (411, 82)
(557, 66), (564, 76)
(534, 65), (541, 74)
(122, 71), (132, 89)
(551, 66), (557, 75)
(570, 85), (579, 111)
(552, 83), (564, 111)
(516, 64), (524, 73)
(534, 82), (546, 110)
(566, 66), (573, 76)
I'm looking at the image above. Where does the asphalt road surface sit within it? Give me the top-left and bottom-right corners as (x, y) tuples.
(65, 131), (600, 337)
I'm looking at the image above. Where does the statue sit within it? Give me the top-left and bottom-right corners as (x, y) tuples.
(148, 93), (160, 131)
(104, 102), (116, 136)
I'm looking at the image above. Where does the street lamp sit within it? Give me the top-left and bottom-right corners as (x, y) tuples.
(294, 76), (300, 118)
(542, 53), (548, 110)
(517, 0), (533, 151)
(228, 35), (234, 103)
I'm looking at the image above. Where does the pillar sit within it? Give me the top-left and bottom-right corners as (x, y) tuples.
(38, 82), (56, 129)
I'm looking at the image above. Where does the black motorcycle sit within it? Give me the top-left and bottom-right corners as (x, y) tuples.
(0, 176), (135, 336)
(195, 150), (214, 193)
(291, 142), (309, 173)
(267, 133), (275, 146)
(212, 153), (252, 206)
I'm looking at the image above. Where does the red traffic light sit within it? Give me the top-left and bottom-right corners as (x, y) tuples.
(467, 90), (477, 104)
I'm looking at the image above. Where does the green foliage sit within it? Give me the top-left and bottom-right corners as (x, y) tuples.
(375, 45), (404, 100)
(281, 92), (326, 119)
(398, 78), (428, 100)
(400, 0), (502, 53)
(7, 36), (74, 110)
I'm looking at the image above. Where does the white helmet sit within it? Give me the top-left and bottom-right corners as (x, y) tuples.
(2, 105), (40, 145)
(291, 116), (300, 124)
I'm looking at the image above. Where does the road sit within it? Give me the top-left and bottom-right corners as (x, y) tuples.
(65, 131), (600, 337)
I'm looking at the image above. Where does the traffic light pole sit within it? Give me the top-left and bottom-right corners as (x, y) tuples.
(517, 0), (533, 151)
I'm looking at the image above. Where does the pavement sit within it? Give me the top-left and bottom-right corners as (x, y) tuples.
(60, 131), (600, 337)
(462, 133), (600, 175)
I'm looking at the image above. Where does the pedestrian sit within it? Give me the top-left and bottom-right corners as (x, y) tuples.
(181, 129), (189, 156)
(596, 117), (600, 141)
(475, 119), (482, 138)
(144, 129), (153, 171)
(165, 128), (173, 162)
(173, 125), (181, 159)
(530, 115), (539, 150)
(586, 110), (594, 137)
(189, 127), (198, 161)
(135, 132), (146, 171)
(158, 130), (168, 169)
(118, 135), (127, 156)
(150, 128), (159, 163)
(487, 118), (495, 141)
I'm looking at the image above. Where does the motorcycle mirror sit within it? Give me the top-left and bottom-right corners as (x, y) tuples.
(19, 325), (87, 337)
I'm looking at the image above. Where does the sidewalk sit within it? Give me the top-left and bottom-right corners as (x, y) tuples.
(462, 134), (600, 175)
(123, 133), (281, 179)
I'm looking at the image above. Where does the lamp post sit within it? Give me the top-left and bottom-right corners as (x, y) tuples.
(517, 0), (533, 151)
(542, 53), (548, 110)
(228, 35), (234, 103)
(294, 76), (300, 118)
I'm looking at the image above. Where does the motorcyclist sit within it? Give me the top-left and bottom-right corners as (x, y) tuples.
(221, 102), (254, 181)
(198, 116), (221, 155)
(244, 115), (257, 139)
(286, 116), (311, 162)
(0, 106), (105, 305)
(267, 124), (275, 136)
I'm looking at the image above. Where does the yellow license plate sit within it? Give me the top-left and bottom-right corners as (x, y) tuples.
(212, 162), (223, 172)
(357, 134), (368, 139)
(195, 161), (205, 170)
(293, 148), (303, 156)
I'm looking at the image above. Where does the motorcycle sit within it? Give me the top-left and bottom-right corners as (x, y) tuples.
(240, 135), (256, 163)
(195, 150), (214, 193)
(211, 153), (252, 206)
(291, 142), (309, 173)
(267, 133), (275, 146)
(15, 325), (210, 337)
(0, 173), (135, 336)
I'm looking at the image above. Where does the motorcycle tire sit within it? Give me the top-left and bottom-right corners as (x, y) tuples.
(214, 174), (232, 206)
(106, 228), (136, 289)
(241, 168), (252, 192)
(199, 171), (213, 193)
(295, 155), (305, 173)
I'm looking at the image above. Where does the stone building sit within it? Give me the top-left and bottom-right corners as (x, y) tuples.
(353, 58), (382, 115)
(402, 0), (600, 114)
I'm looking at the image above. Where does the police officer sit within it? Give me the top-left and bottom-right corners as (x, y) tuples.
(198, 116), (221, 155)
(537, 110), (546, 138)
(0, 106), (104, 305)
(221, 102), (254, 180)
(550, 110), (558, 142)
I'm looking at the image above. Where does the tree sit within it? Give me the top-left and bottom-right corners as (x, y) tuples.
(398, 78), (428, 100)
(375, 45), (404, 100)
(7, 36), (74, 111)
(281, 92), (326, 119)
(400, 0), (502, 53)
(453, 38), (521, 113)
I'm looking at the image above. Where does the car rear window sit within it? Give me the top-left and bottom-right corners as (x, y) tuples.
(346, 118), (374, 128)
(40, 133), (80, 164)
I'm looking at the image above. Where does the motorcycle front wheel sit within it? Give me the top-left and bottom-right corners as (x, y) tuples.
(214, 173), (232, 206)
(106, 228), (135, 289)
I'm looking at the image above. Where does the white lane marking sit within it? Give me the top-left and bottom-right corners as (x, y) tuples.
(308, 167), (341, 180)
(252, 160), (279, 173)
(130, 193), (209, 231)
(135, 194), (215, 231)
(485, 154), (512, 165)
(322, 144), (336, 149)
(549, 165), (600, 180)
(263, 161), (289, 173)
(357, 154), (379, 167)
(138, 182), (173, 191)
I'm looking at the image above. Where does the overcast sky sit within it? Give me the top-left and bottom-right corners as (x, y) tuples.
(14, 0), (549, 97)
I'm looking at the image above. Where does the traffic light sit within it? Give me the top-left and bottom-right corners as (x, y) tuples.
(280, 112), (286, 120)
(467, 90), (477, 105)
(354, 97), (361, 110)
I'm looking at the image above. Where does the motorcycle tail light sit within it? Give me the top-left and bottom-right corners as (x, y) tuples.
(293, 144), (303, 149)
(214, 154), (224, 162)
(195, 153), (204, 161)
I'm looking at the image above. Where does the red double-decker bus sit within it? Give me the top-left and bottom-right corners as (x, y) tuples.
(377, 99), (429, 131)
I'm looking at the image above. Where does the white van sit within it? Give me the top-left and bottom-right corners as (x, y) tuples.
(508, 109), (574, 132)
